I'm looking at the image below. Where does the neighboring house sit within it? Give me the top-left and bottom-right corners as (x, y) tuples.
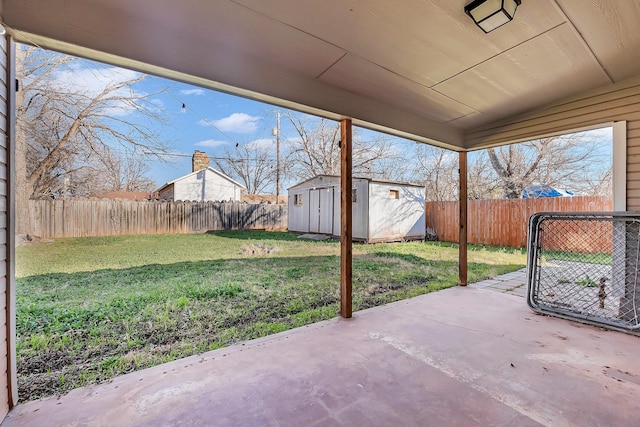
(156, 151), (245, 202)
(523, 184), (575, 198)
(288, 175), (425, 243)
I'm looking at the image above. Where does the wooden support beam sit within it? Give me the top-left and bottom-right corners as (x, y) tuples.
(340, 119), (353, 318)
(459, 151), (468, 286)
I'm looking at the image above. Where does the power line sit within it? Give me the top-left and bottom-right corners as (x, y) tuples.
(142, 150), (272, 162)
(147, 75), (243, 147)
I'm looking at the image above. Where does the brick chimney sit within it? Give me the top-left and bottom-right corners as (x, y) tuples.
(192, 150), (209, 172)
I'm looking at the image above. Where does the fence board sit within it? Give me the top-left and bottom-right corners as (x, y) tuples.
(426, 196), (612, 248)
(28, 200), (288, 239)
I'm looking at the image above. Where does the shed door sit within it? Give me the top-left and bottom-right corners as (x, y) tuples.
(309, 189), (321, 233)
(318, 188), (334, 234)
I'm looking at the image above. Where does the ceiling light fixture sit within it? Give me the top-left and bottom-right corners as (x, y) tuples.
(464, 0), (521, 33)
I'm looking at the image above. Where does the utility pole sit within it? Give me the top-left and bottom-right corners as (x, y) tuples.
(272, 111), (281, 204)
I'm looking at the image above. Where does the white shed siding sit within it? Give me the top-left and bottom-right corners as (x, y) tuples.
(327, 179), (369, 240)
(288, 188), (309, 233)
(351, 180), (369, 240)
(465, 75), (640, 210)
(332, 186), (340, 237)
(288, 176), (424, 242)
(368, 182), (425, 243)
(173, 169), (241, 201)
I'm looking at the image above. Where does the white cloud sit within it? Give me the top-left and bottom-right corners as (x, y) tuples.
(195, 139), (229, 148)
(248, 138), (275, 150)
(180, 88), (205, 96)
(199, 113), (261, 134)
(48, 64), (145, 117)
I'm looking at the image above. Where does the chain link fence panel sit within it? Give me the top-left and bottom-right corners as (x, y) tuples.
(527, 212), (640, 335)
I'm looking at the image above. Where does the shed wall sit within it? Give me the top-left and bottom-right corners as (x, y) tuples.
(465, 75), (640, 210)
(287, 177), (367, 240)
(346, 180), (368, 240)
(288, 188), (309, 233)
(368, 182), (425, 242)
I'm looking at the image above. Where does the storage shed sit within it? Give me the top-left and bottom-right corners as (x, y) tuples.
(288, 175), (425, 243)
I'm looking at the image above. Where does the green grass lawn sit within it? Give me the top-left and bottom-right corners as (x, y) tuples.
(16, 231), (526, 401)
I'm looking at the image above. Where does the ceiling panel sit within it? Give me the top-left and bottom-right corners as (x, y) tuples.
(557, 0), (640, 82)
(433, 24), (612, 118)
(447, 112), (492, 129)
(319, 54), (476, 123)
(31, 0), (347, 79)
(234, 0), (566, 87)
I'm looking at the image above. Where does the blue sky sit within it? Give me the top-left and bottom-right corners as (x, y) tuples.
(137, 76), (291, 187)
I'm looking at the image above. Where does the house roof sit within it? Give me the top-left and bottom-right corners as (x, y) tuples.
(288, 175), (424, 190)
(155, 167), (246, 193)
(3, 1), (639, 151)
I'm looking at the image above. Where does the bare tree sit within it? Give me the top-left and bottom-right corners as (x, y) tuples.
(212, 142), (276, 194)
(406, 145), (458, 201)
(487, 134), (606, 198)
(581, 167), (612, 196)
(284, 113), (401, 181)
(467, 152), (500, 200)
(70, 148), (156, 197)
(16, 46), (170, 233)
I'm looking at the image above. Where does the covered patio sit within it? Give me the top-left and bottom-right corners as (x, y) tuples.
(0, 0), (638, 424)
(3, 281), (639, 426)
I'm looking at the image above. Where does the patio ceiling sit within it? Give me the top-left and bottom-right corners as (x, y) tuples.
(1, 0), (639, 150)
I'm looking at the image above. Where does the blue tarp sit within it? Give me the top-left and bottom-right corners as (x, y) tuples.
(522, 184), (574, 198)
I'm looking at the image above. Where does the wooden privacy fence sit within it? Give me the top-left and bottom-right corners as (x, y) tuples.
(426, 196), (612, 248)
(29, 199), (288, 238)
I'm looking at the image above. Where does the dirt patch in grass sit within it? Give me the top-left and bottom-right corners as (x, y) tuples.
(19, 350), (73, 374)
(240, 241), (281, 256)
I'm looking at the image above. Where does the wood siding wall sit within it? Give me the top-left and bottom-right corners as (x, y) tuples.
(29, 200), (287, 238)
(0, 36), (11, 416)
(426, 196), (612, 248)
(29, 199), (288, 238)
(465, 75), (640, 210)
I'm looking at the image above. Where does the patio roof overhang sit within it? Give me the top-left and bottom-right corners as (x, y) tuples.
(1, 0), (639, 151)
(0, 1), (638, 415)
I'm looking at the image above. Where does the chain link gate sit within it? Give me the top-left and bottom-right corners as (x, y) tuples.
(527, 212), (640, 335)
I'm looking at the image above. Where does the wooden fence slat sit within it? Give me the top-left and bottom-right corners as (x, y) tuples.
(28, 200), (288, 238)
(425, 196), (613, 248)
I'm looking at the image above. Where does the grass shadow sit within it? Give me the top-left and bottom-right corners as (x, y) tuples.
(206, 229), (316, 242)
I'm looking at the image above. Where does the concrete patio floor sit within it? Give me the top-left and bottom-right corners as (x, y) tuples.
(3, 279), (640, 426)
